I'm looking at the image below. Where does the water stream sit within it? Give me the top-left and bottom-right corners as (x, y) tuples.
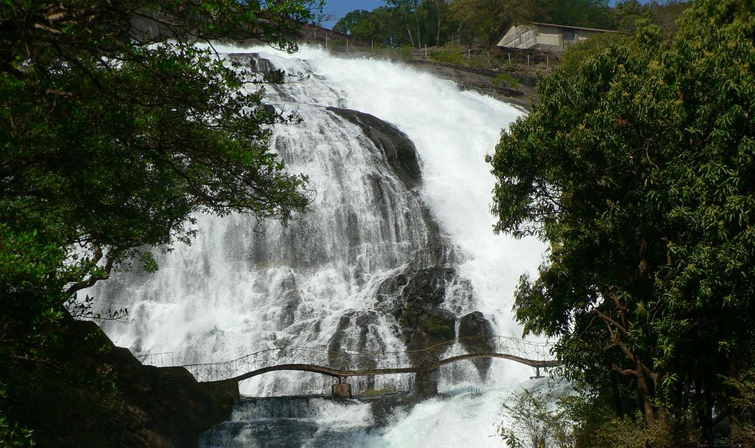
(90, 45), (548, 446)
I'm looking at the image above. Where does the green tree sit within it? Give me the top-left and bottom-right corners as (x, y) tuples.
(609, 0), (690, 34)
(335, 1), (454, 47)
(333, 9), (373, 35)
(498, 388), (576, 448)
(386, 0), (426, 47)
(489, 0), (755, 443)
(1, 1), (315, 443)
(333, 7), (404, 46)
(536, 0), (613, 29)
(611, 0), (649, 32)
(423, 0), (454, 46)
(645, 0), (691, 34)
(450, 0), (536, 47)
(1, 0), (315, 315)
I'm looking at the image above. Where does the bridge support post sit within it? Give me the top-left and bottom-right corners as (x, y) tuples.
(332, 377), (352, 398)
(415, 370), (438, 397)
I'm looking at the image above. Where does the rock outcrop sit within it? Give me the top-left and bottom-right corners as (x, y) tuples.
(2, 318), (238, 448)
(376, 267), (458, 352)
(459, 311), (497, 381)
(327, 106), (422, 189)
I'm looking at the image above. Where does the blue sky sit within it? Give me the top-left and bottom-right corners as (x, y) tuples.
(321, 0), (385, 28)
(320, 0), (652, 29)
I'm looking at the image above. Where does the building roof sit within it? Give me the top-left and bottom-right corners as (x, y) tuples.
(527, 22), (620, 34)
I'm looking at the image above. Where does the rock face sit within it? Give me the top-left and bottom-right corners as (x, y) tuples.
(376, 267), (458, 353)
(326, 106), (422, 189)
(4, 319), (239, 448)
(459, 311), (494, 341)
(370, 255), (498, 383)
(403, 59), (537, 111)
(106, 344), (240, 448)
(459, 311), (497, 381)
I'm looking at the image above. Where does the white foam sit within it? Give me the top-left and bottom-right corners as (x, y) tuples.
(89, 45), (547, 395)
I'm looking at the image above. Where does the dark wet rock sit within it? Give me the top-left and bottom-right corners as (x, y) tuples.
(4, 318), (238, 448)
(402, 58), (538, 111)
(357, 391), (443, 427)
(201, 419), (319, 448)
(376, 267), (462, 370)
(458, 311), (497, 381)
(275, 272), (301, 330)
(327, 106), (421, 189)
(407, 328), (437, 352)
(328, 315), (352, 355)
(227, 52), (276, 75)
(377, 266), (457, 316)
(201, 394), (439, 447)
(458, 311), (494, 341)
(417, 309), (456, 342)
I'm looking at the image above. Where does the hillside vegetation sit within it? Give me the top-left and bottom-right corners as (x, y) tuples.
(332, 0), (689, 49)
(490, 1), (755, 446)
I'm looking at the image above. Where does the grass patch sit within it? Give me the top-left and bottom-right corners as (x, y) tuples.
(493, 72), (519, 89)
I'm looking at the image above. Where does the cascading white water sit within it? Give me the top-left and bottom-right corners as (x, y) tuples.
(89, 44), (549, 445)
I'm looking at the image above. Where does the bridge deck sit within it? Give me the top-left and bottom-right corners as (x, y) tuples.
(161, 335), (559, 383)
(230, 353), (560, 382)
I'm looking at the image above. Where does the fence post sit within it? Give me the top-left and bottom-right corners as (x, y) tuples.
(527, 54), (530, 67)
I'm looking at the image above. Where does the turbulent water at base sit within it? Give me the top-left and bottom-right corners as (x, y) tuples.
(89, 45), (549, 446)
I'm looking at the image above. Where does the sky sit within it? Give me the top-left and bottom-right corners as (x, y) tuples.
(320, 0), (385, 28)
(319, 0), (653, 29)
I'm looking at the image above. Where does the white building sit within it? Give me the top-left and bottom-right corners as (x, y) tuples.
(497, 22), (617, 52)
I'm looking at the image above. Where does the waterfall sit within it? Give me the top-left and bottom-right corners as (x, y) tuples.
(89, 45), (546, 402)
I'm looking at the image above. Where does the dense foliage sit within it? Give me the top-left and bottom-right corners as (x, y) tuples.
(1, 0), (316, 323)
(334, 0), (454, 48)
(332, 0), (686, 48)
(0, 1), (316, 445)
(489, 0), (755, 444)
(450, 0), (536, 48)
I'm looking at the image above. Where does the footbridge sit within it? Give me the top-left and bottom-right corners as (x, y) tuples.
(158, 336), (558, 387)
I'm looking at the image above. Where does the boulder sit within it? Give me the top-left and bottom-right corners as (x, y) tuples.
(418, 309), (456, 342)
(327, 106), (421, 189)
(458, 311), (497, 381)
(458, 311), (494, 340)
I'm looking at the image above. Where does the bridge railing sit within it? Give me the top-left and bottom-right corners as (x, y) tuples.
(177, 335), (555, 382)
(136, 351), (174, 367)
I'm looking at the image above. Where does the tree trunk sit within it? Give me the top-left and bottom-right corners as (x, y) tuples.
(406, 23), (414, 47)
(611, 373), (625, 417)
(415, 16), (422, 48)
(637, 363), (657, 425)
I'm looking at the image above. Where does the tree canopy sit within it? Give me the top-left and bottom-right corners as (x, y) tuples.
(0, 2), (317, 440)
(451, 0), (535, 48)
(536, 0), (613, 29)
(332, 0), (688, 49)
(1, 0), (317, 313)
(333, 1), (455, 48)
(489, 0), (755, 443)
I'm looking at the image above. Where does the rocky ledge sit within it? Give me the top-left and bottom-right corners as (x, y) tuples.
(2, 318), (238, 448)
